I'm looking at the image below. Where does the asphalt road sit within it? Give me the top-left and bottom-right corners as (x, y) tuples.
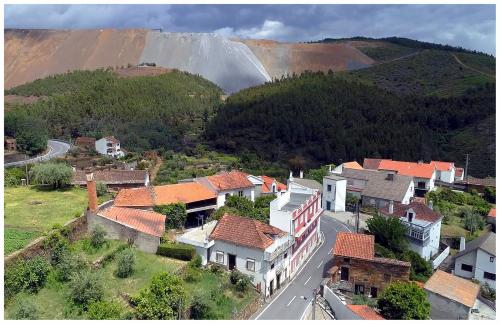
(255, 215), (352, 320)
(4, 140), (71, 167)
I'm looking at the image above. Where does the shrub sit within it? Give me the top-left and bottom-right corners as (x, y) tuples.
(230, 270), (251, 292)
(23, 256), (52, 293)
(367, 214), (408, 253)
(50, 237), (70, 266)
(5, 167), (25, 187)
(133, 272), (187, 319)
(90, 225), (107, 248)
(254, 195), (277, 209)
(55, 251), (87, 282)
(4, 262), (27, 300)
(9, 299), (38, 319)
(87, 300), (124, 320)
(157, 242), (195, 261)
(209, 264), (224, 274)
(352, 294), (377, 307)
(188, 255), (202, 269)
(154, 203), (187, 229)
(115, 249), (135, 278)
(400, 250), (433, 282)
(190, 293), (212, 319)
(479, 282), (496, 301)
(462, 208), (486, 233)
(96, 182), (107, 197)
(70, 271), (104, 309)
(184, 267), (202, 283)
(377, 282), (430, 319)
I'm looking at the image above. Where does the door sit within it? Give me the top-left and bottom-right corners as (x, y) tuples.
(370, 287), (378, 298)
(276, 273), (281, 290)
(340, 267), (349, 281)
(326, 201), (331, 211)
(269, 279), (274, 296)
(228, 254), (236, 270)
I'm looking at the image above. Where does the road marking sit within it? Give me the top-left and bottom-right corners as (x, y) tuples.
(304, 276), (312, 285)
(287, 296), (296, 307)
(317, 260), (323, 269)
(328, 248), (333, 255)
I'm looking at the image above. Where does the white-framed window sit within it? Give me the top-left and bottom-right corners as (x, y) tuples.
(246, 258), (255, 272)
(216, 251), (224, 264)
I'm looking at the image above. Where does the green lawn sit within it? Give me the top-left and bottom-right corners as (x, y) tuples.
(4, 186), (87, 255)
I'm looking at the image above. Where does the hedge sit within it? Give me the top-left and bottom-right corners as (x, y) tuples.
(156, 242), (195, 261)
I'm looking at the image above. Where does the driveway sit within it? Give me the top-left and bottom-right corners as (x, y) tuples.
(254, 215), (352, 320)
(4, 139), (71, 167)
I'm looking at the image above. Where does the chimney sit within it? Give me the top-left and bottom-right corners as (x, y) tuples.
(459, 237), (466, 251)
(428, 200), (433, 210)
(299, 170), (304, 179)
(86, 172), (98, 212)
(389, 200), (394, 214)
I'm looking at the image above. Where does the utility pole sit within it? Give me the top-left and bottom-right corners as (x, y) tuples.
(312, 288), (317, 320)
(355, 200), (360, 233)
(464, 154), (469, 182)
(25, 154), (29, 185)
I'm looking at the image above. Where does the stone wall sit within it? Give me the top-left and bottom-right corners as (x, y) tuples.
(331, 256), (410, 296)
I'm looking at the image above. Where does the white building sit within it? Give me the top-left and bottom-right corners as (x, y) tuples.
(379, 201), (442, 261)
(270, 179), (322, 277)
(208, 214), (293, 297)
(453, 232), (496, 290)
(196, 170), (255, 207)
(95, 136), (124, 158)
(430, 161), (457, 183)
(322, 174), (347, 212)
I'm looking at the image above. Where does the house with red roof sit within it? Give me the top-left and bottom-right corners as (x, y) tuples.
(196, 170), (256, 207)
(430, 160), (458, 184)
(329, 232), (410, 297)
(259, 175), (287, 196)
(209, 214), (293, 297)
(379, 201), (443, 261)
(95, 136), (124, 158)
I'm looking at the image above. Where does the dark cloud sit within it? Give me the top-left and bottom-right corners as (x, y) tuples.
(5, 4), (495, 54)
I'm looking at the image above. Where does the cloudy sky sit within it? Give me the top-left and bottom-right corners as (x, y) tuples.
(4, 4), (496, 54)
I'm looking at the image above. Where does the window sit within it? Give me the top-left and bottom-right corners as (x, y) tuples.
(461, 264), (473, 272)
(340, 267), (349, 281)
(327, 184), (332, 192)
(484, 272), (496, 281)
(490, 256), (495, 262)
(216, 251), (224, 264)
(370, 287), (378, 298)
(246, 258), (255, 272)
(326, 201), (331, 211)
(408, 212), (414, 223)
(238, 190), (243, 197)
(271, 263), (275, 269)
(284, 252), (288, 259)
(343, 258), (350, 263)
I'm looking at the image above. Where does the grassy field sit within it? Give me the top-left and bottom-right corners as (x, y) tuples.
(4, 186), (87, 255)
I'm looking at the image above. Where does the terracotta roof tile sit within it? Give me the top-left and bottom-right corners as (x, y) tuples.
(488, 208), (496, 218)
(209, 214), (286, 250)
(104, 135), (120, 144)
(260, 175), (287, 194)
(363, 158), (382, 170)
(347, 305), (385, 320)
(72, 170), (147, 185)
(154, 182), (216, 205)
(424, 270), (479, 308)
(206, 170), (254, 190)
(430, 161), (455, 171)
(378, 160), (436, 179)
(98, 206), (165, 237)
(333, 232), (374, 260)
(455, 168), (464, 177)
(114, 187), (154, 207)
(379, 201), (442, 223)
(343, 161), (363, 170)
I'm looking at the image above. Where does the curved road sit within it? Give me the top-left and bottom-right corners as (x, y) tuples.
(4, 140), (71, 167)
(255, 215), (351, 320)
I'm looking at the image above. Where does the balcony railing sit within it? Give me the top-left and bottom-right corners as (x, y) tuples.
(264, 237), (294, 261)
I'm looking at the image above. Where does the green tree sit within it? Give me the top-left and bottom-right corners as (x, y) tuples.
(69, 271), (104, 309)
(133, 272), (188, 320)
(400, 250), (433, 282)
(189, 292), (212, 319)
(15, 117), (48, 155)
(154, 203), (187, 229)
(367, 214), (408, 253)
(462, 209), (485, 234)
(23, 256), (51, 293)
(55, 251), (87, 282)
(96, 182), (108, 197)
(225, 195), (254, 214)
(90, 225), (107, 248)
(30, 163), (72, 189)
(377, 282), (430, 319)
(87, 300), (124, 320)
(115, 249), (135, 278)
(305, 165), (330, 184)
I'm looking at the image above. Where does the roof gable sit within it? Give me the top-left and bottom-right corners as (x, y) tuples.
(379, 201), (442, 223)
(363, 158), (382, 170)
(455, 232), (496, 258)
(334, 232), (374, 260)
(154, 182), (216, 205)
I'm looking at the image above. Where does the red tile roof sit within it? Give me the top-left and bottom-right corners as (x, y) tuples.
(347, 305), (385, 320)
(206, 170), (254, 190)
(363, 158), (382, 170)
(379, 201), (442, 223)
(260, 175), (287, 194)
(114, 187), (154, 207)
(334, 232), (374, 260)
(72, 170), (148, 185)
(209, 214), (286, 250)
(455, 168), (464, 177)
(378, 160), (436, 179)
(98, 206), (165, 237)
(424, 270), (480, 308)
(430, 161), (454, 172)
(343, 161), (363, 170)
(488, 208), (496, 218)
(104, 136), (120, 144)
(154, 182), (216, 205)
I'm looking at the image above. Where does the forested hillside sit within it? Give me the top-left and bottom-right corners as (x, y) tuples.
(5, 69), (223, 152)
(205, 72), (495, 177)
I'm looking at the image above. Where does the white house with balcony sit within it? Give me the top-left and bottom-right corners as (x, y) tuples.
(379, 201), (443, 261)
(207, 214), (293, 297)
(95, 136), (124, 158)
(270, 179), (323, 277)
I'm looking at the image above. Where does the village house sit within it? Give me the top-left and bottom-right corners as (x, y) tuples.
(288, 171), (323, 194)
(455, 167), (465, 182)
(270, 179), (323, 277)
(328, 232), (410, 297)
(424, 270), (481, 320)
(329, 161), (363, 174)
(85, 172), (165, 253)
(72, 169), (149, 190)
(453, 232), (496, 290)
(487, 208), (496, 232)
(376, 160), (436, 197)
(337, 168), (414, 208)
(4, 137), (16, 151)
(379, 201), (443, 261)
(258, 175), (287, 196)
(114, 182), (217, 227)
(208, 214), (294, 297)
(430, 161), (457, 183)
(196, 170), (255, 207)
(95, 136), (124, 158)
(75, 136), (96, 150)
(322, 174), (347, 212)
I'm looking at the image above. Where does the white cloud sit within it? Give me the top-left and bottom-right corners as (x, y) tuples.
(214, 20), (294, 40)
